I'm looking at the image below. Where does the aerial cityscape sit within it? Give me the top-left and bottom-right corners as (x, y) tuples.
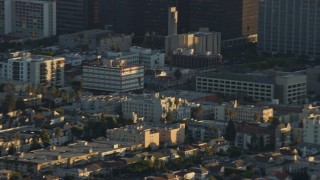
(0, 0), (320, 179)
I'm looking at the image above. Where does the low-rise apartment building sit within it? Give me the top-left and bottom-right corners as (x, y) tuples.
(106, 125), (160, 148)
(106, 123), (186, 148)
(122, 93), (190, 123)
(0, 140), (131, 176)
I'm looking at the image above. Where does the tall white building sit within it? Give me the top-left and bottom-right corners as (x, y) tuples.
(82, 59), (144, 93)
(303, 116), (320, 145)
(0, 52), (64, 87)
(0, 0), (56, 38)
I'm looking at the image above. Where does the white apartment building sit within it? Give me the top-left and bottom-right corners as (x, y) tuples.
(82, 59), (144, 93)
(122, 93), (189, 123)
(303, 115), (320, 145)
(196, 72), (275, 102)
(130, 46), (165, 70)
(0, 52), (64, 87)
(165, 30), (221, 55)
(104, 46), (165, 70)
(0, 0), (56, 38)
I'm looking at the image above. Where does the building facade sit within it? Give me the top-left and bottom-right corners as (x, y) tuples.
(82, 60), (144, 93)
(303, 116), (320, 145)
(57, 0), (99, 35)
(106, 125), (160, 148)
(0, 52), (64, 87)
(122, 93), (189, 123)
(275, 73), (307, 104)
(165, 30), (221, 55)
(258, 0), (320, 56)
(196, 73), (275, 102)
(59, 29), (132, 52)
(189, 0), (258, 40)
(196, 72), (307, 104)
(0, 0), (56, 38)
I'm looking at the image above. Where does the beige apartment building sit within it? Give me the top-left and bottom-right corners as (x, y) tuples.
(106, 125), (160, 148)
(106, 123), (186, 148)
(157, 123), (185, 147)
(165, 30), (221, 55)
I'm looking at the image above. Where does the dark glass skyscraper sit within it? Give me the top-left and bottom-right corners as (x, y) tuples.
(258, 0), (320, 56)
(189, 0), (258, 40)
(57, 0), (100, 35)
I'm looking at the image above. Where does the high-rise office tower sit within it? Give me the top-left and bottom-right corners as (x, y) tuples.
(189, 0), (258, 40)
(258, 0), (320, 56)
(100, 0), (144, 37)
(168, 7), (178, 35)
(56, 0), (100, 35)
(0, 0), (12, 35)
(0, 0), (56, 38)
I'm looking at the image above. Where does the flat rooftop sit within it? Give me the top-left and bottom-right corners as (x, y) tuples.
(197, 72), (275, 84)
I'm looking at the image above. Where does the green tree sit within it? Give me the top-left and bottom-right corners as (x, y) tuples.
(40, 129), (51, 147)
(71, 126), (83, 139)
(165, 111), (173, 123)
(259, 136), (265, 150)
(225, 120), (236, 142)
(13, 133), (21, 140)
(8, 144), (16, 155)
(10, 171), (22, 180)
(30, 137), (42, 151)
(55, 127), (63, 137)
(3, 93), (16, 113)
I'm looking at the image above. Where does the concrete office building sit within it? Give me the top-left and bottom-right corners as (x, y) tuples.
(275, 73), (307, 104)
(57, 0), (100, 35)
(0, 52), (64, 87)
(196, 72), (275, 102)
(258, 0), (320, 56)
(0, 0), (56, 38)
(82, 59), (144, 93)
(165, 30), (221, 55)
(196, 72), (307, 104)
